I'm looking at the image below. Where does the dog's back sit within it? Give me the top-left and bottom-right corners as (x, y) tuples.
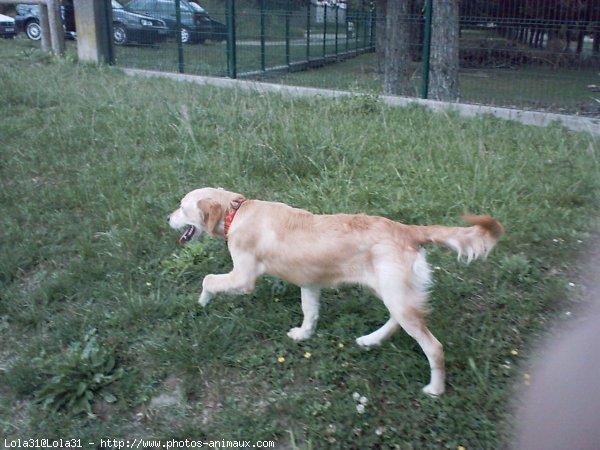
(228, 200), (502, 288)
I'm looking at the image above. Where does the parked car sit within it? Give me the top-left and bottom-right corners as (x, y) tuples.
(0, 13), (17, 39)
(111, 0), (168, 45)
(15, 1), (76, 41)
(15, 0), (168, 46)
(124, 0), (226, 44)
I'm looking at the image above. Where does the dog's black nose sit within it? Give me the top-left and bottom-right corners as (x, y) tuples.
(166, 216), (170, 223)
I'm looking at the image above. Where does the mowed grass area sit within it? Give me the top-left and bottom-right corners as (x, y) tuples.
(1, 41), (600, 448)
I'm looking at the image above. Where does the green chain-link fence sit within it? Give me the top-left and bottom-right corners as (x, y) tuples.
(112, 0), (599, 116)
(114, 0), (375, 78)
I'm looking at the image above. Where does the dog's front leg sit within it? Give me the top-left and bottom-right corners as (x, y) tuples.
(198, 282), (215, 306)
(199, 253), (262, 306)
(287, 286), (321, 341)
(199, 271), (257, 306)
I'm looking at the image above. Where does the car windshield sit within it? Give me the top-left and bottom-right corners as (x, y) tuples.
(189, 2), (207, 14)
(112, 0), (123, 9)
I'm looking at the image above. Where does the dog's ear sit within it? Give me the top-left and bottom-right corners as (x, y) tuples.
(197, 199), (224, 236)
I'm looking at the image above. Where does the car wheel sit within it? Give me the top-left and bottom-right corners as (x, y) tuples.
(113, 24), (128, 45)
(180, 27), (193, 44)
(25, 20), (41, 41)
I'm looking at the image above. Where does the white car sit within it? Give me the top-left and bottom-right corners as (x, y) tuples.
(0, 13), (16, 39)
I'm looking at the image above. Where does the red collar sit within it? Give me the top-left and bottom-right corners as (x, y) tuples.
(223, 196), (246, 239)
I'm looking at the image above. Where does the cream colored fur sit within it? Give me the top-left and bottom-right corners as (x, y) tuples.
(168, 187), (504, 396)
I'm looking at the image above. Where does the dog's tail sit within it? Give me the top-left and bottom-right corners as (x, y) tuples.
(414, 214), (504, 263)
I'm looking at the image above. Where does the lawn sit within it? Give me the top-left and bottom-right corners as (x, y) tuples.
(1, 39), (599, 448)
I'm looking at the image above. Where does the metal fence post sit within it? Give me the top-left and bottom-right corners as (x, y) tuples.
(369, 7), (375, 49)
(175, 0), (184, 73)
(335, 6), (339, 56)
(102, 0), (115, 65)
(260, 0), (266, 72)
(226, 0), (236, 78)
(345, 10), (349, 52)
(421, 0), (432, 99)
(354, 10), (359, 54)
(323, 4), (327, 58)
(285, 0), (291, 68)
(306, 2), (311, 62)
(362, 10), (368, 49)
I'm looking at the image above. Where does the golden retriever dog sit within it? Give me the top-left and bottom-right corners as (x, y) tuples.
(168, 187), (504, 396)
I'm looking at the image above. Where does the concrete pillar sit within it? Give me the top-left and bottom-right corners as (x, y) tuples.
(47, 0), (65, 55)
(38, 3), (51, 53)
(73, 0), (114, 64)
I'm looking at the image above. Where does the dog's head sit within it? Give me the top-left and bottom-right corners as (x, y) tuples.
(168, 187), (244, 244)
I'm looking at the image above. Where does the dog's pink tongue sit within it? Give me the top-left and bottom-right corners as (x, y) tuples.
(179, 225), (196, 245)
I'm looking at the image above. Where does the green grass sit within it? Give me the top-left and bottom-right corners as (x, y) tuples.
(1, 41), (600, 448)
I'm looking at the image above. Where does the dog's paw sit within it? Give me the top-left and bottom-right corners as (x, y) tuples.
(422, 383), (444, 397)
(356, 336), (381, 349)
(287, 327), (312, 341)
(198, 291), (213, 307)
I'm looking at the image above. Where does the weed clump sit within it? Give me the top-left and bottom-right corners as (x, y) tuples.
(34, 329), (123, 416)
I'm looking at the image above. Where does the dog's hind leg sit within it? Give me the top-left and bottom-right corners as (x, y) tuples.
(383, 293), (445, 396)
(199, 253), (263, 306)
(287, 286), (321, 341)
(356, 318), (400, 348)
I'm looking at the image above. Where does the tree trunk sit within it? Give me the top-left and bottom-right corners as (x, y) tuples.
(428, 0), (459, 101)
(383, 0), (412, 96)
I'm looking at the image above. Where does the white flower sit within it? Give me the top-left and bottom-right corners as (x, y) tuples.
(356, 404), (366, 414)
(359, 396), (368, 405)
(352, 392), (361, 401)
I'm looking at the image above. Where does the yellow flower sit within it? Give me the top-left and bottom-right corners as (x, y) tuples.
(511, 349), (519, 356)
(277, 356), (286, 364)
(146, 282), (152, 287)
(304, 352), (312, 359)
(458, 446), (466, 450)
(337, 342), (345, 349)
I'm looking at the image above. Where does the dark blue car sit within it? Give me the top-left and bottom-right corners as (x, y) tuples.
(124, 0), (226, 44)
(15, 0), (168, 45)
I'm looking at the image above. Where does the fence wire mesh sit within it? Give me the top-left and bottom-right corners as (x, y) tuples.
(112, 0), (599, 116)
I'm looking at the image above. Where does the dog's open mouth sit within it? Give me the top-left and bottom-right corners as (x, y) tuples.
(179, 225), (197, 245)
